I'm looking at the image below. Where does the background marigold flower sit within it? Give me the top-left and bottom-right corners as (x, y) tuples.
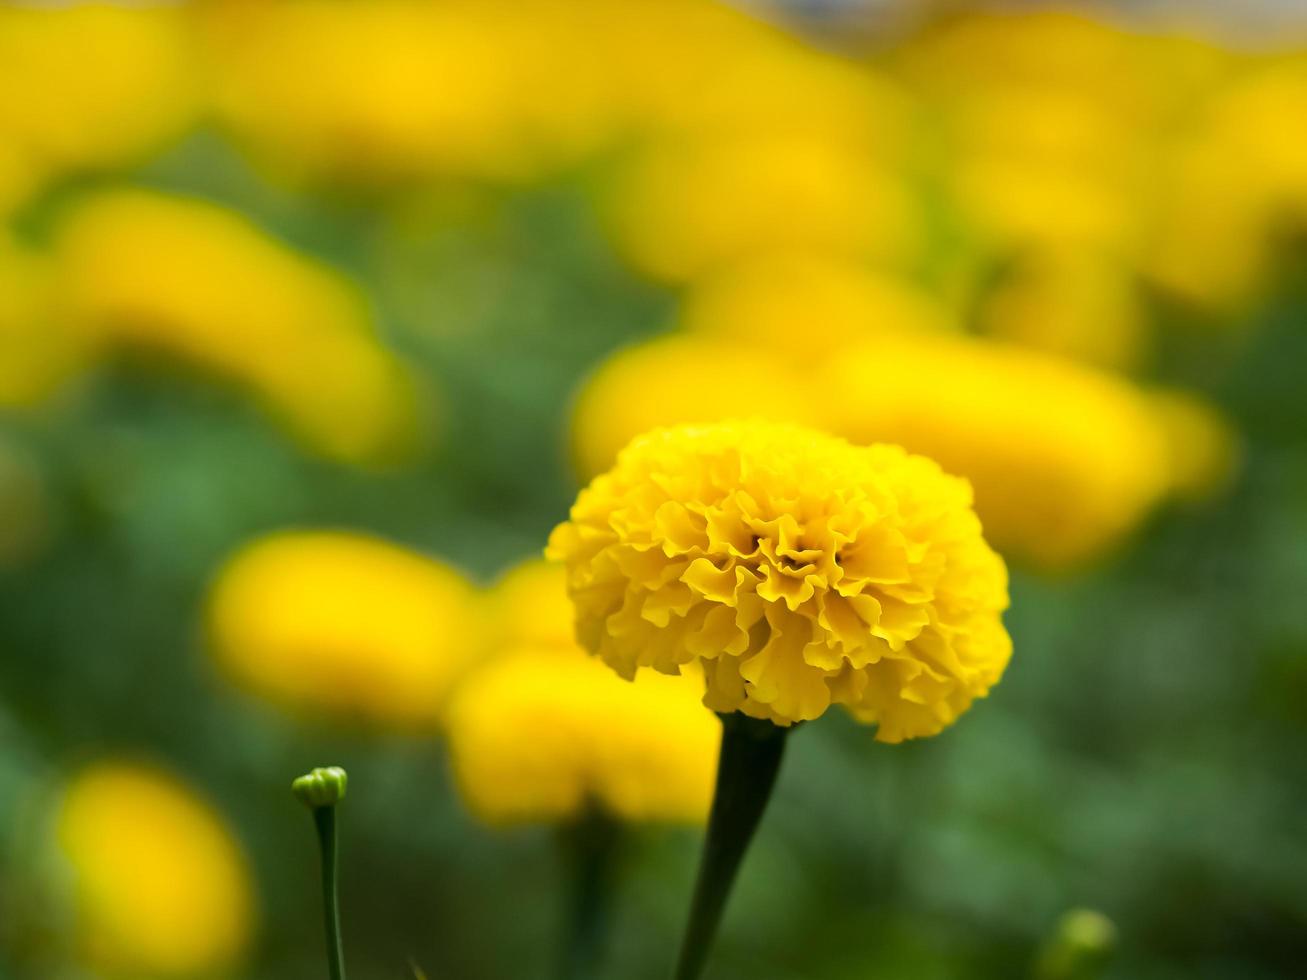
(679, 252), (953, 363)
(548, 421), (1012, 741)
(53, 189), (426, 466)
(823, 335), (1173, 569)
(207, 531), (479, 728)
(569, 335), (820, 481)
(53, 762), (255, 978)
(445, 560), (718, 825)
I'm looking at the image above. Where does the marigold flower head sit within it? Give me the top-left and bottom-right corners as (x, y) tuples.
(53, 189), (424, 466)
(548, 421), (1011, 740)
(54, 762), (254, 978)
(207, 531), (479, 729)
(445, 560), (719, 824)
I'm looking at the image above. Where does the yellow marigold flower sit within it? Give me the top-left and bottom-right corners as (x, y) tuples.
(0, 4), (197, 198)
(54, 762), (254, 978)
(53, 189), (424, 466)
(977, 247), (1150, 371)
(570, 335), (820, 481)
(207, 531), (479, 728)
(605, 132), (920, 282)
(547, 421), (1011, 740)
(680, 253), (953, 363)
(446, 560), (718, 824)
(824, 336), (1171, 568)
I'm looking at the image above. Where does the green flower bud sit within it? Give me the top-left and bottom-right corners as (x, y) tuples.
(1037, 908), (1117, 980)
(292, 766), (348, 809)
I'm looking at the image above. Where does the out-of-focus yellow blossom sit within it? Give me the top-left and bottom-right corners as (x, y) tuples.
(207, 531), (479, 728)
(824, 336), (1171, 569)
(548, 421), (1011, 740)
(482, 558), (578, 651)
(0, 4), (198, 207)
(0, 437), (50, 569)
(206, 0), (624, 186)
(1147, 389), (1240, 504)
(680, 253), (952, 363)
(0, 236), (88, 407)
(606, 132), (920, 282)
(446, 645), (719, 825)
(54, 762), (254, 978)
(977, 248), (1150, 371)
(1147, 57), (1307, 310)
(570, 335), (817, 481)
(448, 560), (718, 824)
(53, 189), (424, 466)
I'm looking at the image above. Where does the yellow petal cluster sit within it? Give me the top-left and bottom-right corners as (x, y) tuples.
(548, 421), (1011, 740)
(446, 561), (719, 824)
(54, 762), (254, 978)
(207, 531), (479, 729)
(53, 189), (424, 466)
(0, 4), (198, 213)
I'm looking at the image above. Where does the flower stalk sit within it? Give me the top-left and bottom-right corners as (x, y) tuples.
(672, 713), (792, 980)
(557, 806), (623, 980)
(293, 767), (349, 980)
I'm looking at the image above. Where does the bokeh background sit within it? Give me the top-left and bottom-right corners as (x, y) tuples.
(1, 1), (1306, 978)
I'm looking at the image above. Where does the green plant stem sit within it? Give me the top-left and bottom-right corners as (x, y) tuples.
(313, 805), (347, 980)
(672, 713), (792, 980)
(557, 806), (623, 980)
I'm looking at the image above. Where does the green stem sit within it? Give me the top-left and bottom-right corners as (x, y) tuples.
(313, 805), (346, 980)
(672, 713), (792, 980)
(557, 807), (623, 980)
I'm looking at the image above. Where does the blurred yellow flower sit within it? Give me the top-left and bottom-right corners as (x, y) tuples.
(0, 235), (87, 407)
(824, 335), (1171, 568)
(207, 531), (479, 728)
(680, 253), (953, 363)
(206, 0), (624, 186)
(447, 562), (719, 824)
(0, 4), (198, 207)
(976, 247), (1150, 371)
(482, 557), (578, 651)
(1147, 56), (1307, 310)
(606, 132), (920, 282)
(548, 421), (1011, 740)
(569, 335), (819, 481)
(53, 189), (425, 466)
(1147, 389), (1240, 504)
(55, 762), (254, 978)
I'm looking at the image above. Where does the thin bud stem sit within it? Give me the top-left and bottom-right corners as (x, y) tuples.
(293, 767), (349, 980)
(672, 713), (791, 980)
